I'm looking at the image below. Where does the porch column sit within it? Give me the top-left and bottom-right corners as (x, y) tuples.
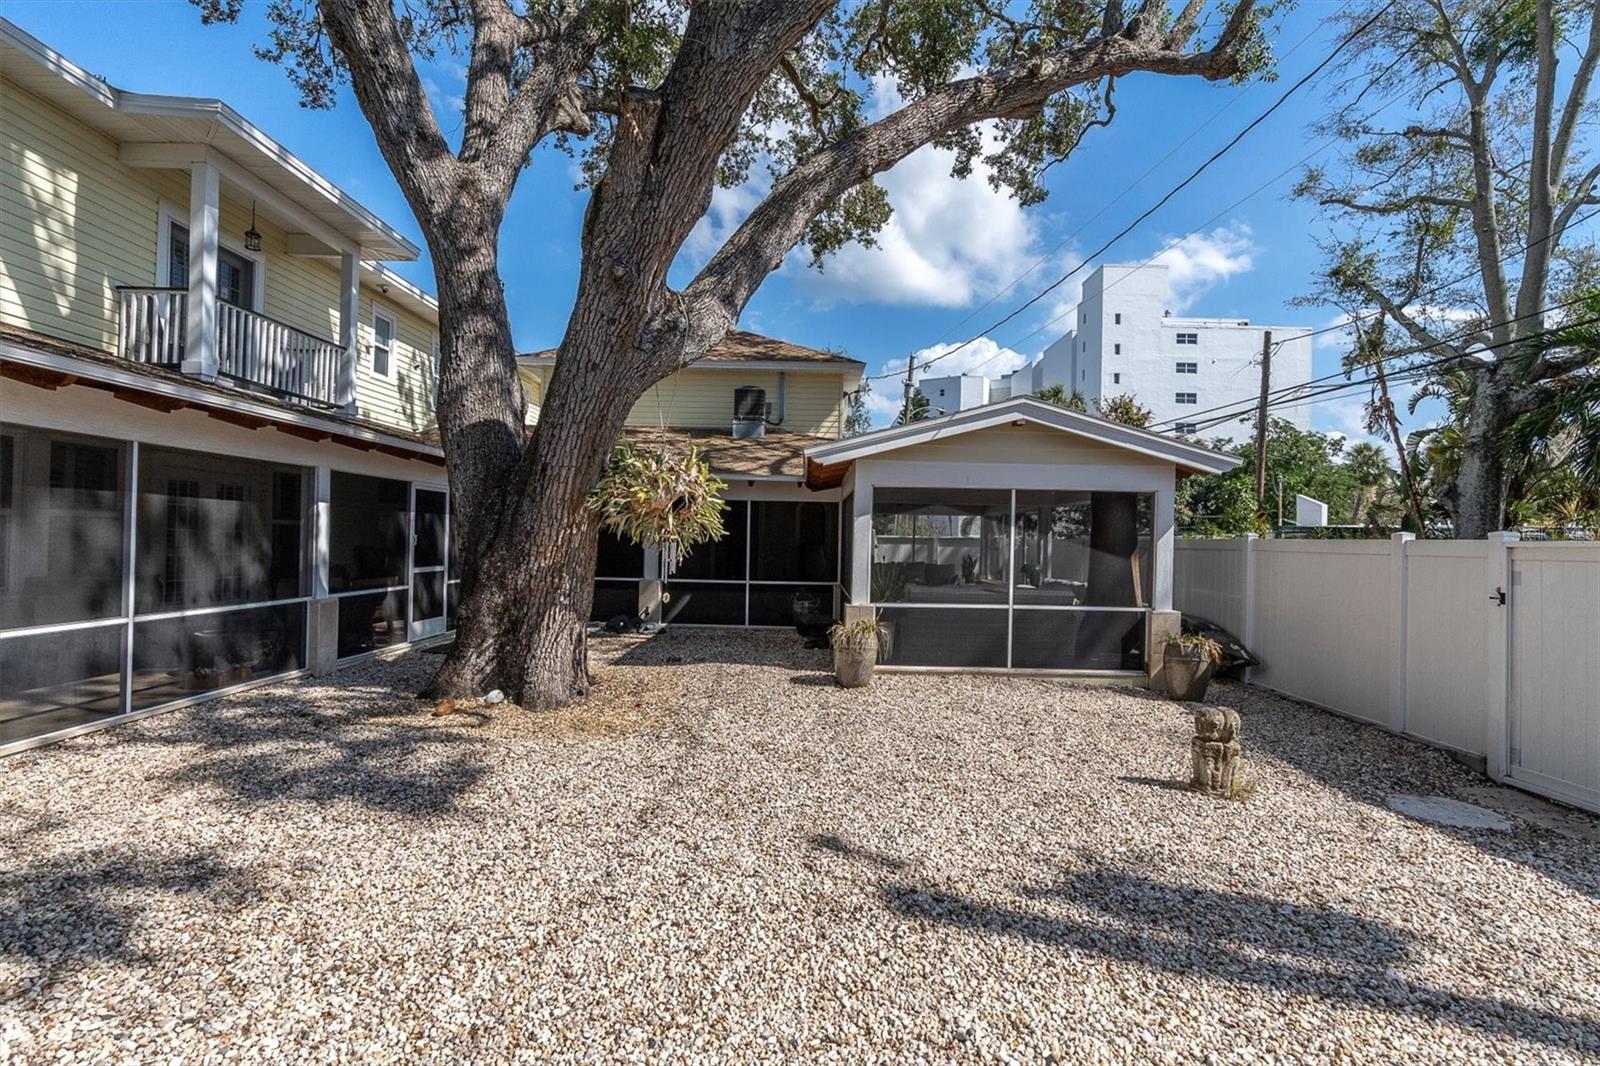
(1152, 480), (1175, 612)
(848, 481), (873, 609)
(180, 161), (220, 382)
(336, 249), (361, 414)
(307, 465), (339, 675)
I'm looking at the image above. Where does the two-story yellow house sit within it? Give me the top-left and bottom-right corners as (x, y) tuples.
(2, 17), (1243, 750)
(0, 19), (456, 752)
(518, 331), (864, 627)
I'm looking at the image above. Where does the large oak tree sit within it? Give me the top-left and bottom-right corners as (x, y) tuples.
(1298, 0), (1600, 538)
(197, 0), (1270, 707)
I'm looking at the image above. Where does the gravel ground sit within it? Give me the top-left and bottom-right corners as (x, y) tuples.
(2, 630), (1597, 1064)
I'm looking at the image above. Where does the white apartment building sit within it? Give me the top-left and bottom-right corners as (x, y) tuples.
(915, 372), (990, 415)
(919, 264), (1313, 442)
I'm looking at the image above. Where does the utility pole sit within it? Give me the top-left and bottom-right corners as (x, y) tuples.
(901, 349), (917, 426)
(1253, 330), (1273, 507)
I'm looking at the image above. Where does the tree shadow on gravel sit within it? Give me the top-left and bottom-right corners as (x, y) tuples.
(882, 868), (1600, 1055)
(0, 847), (256, 999)
(1199, 682), (1600, 903)
(608, 629), (826, 670)
(121, 676), (487, 817)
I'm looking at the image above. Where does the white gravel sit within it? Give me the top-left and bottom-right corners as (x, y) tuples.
(2, 630), (1597, 1064)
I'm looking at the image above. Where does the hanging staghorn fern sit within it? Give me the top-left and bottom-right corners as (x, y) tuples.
(588, 440), (728, 559)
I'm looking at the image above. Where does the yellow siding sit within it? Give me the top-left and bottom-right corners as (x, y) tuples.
(1, 76), (438, 434)
(354, 292), (438, 432)
(1, 79), (161, 351)
(520, 366), (848, 437)
(880, 423), (1170, 466)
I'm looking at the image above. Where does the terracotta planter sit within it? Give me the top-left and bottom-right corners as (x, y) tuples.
(1164, 646), (1214, 702)
(833, 638), (878, 688)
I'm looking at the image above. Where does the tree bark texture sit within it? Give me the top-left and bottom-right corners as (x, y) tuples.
(314, 0), (1256, 707)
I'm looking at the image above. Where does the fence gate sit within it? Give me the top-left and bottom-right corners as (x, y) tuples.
(1503, 543), (1600, 812)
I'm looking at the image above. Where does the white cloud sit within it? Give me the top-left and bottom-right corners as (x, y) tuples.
(861, 336), (1031, 423)
(1150, 224), (1256, 311)
(684, 177), (769, 263)
(1315, 396), (1389, 451)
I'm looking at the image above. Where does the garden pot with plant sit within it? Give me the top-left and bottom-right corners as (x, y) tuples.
(1163, 633), (1223, 702)
(830, 618), (888, 689)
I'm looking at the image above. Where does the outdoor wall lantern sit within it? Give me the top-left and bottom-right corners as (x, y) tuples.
(244, 201), (263, 252)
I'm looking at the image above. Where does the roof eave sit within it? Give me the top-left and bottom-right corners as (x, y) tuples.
(804, 396), (1241, 475)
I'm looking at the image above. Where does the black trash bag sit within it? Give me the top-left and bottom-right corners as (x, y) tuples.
(1180, 614), (1259, 678)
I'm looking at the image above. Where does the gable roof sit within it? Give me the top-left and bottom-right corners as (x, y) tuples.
(519, 330), (863, 369)
(804, 395), (1241, 480)
(0, 17), (419, 260)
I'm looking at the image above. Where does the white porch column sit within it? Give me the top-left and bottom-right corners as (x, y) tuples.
(180, 161), (220, 382)
(1151, 478), (1176, 611)
(336, 250), (361, 413)
(850, 479), (873, 606)
(307, 465), (339, 675)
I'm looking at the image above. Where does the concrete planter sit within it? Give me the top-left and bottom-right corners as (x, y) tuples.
(833, 639), (878, 688)
(1164, 645), (1214, 702)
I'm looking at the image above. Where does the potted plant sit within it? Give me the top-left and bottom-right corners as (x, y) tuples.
(1163, 633), (1224, 702)
(830, 617), (888, 689)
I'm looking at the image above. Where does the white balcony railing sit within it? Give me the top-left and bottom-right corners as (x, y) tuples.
(116, 287), (346, 408)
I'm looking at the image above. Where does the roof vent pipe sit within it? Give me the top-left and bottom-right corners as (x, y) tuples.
(770, 371), (786, 428)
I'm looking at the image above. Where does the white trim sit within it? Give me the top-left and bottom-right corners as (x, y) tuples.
(370, 306), (398, 380)
(133, 594), (311, 624)
(805, 396), (1240, 474)
(516, 355), (861, 375)
(0, 341), (444, 460)
(0, 615), (127, 639)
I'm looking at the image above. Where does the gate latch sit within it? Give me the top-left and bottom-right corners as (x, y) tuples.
(1490, 586), (1506, 606)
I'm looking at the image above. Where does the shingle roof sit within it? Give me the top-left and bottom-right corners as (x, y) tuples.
(523, 329), (863, 366)
(621, 426), (828, 479)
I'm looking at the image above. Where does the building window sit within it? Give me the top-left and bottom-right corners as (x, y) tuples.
(1175, 392), (1198, 405)
(371, 308), (396, 379)
(1174, 422), (1199, 435)
(1114, 343), (1121, 355)
(163, 213), (262, 311)
(1175, 332), (1199, 345)
(1113, 373), (1121, 384)
(1176, 361), (1198, 374)
(1114, 313), (1122, 325)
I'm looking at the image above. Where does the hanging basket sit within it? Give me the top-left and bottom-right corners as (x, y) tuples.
(588, 440), (728, 558)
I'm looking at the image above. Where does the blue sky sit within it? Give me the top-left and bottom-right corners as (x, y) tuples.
(12, 0), (1436, 440)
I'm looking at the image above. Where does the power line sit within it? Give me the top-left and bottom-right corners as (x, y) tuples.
(867, 0), (1397, 385)
(1176, 310), (1600, 436)
(920, 13), (1339, 351)
(1147, 290), (1598, 431)
(1145, 291), (1593, 428)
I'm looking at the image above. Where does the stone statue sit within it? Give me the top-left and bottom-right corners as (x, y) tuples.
(1191, 706), (1243, 797)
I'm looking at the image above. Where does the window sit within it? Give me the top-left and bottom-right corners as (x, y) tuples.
(328, 472), (409, 595)
(1174, 422), (1199, 435)
(1175, 392), (1198, 405)
(165, 218), (259, 311)
(0, 427), (125, 629)
(1112, 373), (1121, 385)
(1175, 332), (1199, 345)
(1113, 343), (1121, 355)
(135, 448), (306, 613)
(1114, 313), (1122, 325)
(371, 309), (396, 378)
(1176, 361), (1198, 374)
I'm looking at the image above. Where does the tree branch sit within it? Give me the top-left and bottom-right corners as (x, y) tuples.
(677, 9), (1256, 364)
(1320, 192), (1473, 215)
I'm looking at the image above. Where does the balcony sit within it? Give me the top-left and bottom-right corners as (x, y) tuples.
(117, 287), (348, 409)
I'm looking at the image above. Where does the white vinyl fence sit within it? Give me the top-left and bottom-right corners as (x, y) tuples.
(1174, 533), (1600, 814)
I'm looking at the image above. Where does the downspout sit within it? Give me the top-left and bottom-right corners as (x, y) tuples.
(767, 371), (786, 427)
